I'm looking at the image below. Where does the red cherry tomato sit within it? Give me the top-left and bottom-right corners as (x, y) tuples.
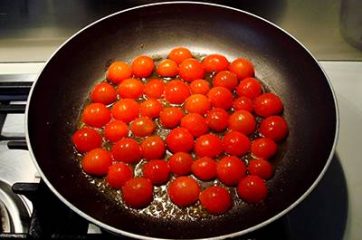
(228, 110), (256, 135)
(90, 82), (117, 105)
(141, 136), (165, 161)
(229, 58), (254, 80)
(82, 148), (112, 176)
(106, 61), (132, 84)
(111, 138), (142, 163)
(194, 134), (223, 158)
(166, 127), (194, 153)
(157, 59), (179, 77)
(248, 159), (273, 180)
(254, 93), (284, 117)
(111, 99), (139, 123)
(190, 79), (210, 95)
(259, 116), (288, 142)
(106, 162), (134, 189)
(130, 117), (155, 137)
(251, 138), (278, 159)
(207, 87), (233, 110)
(122, 177), (153, 209)
(143, 160), (170, 185)
(206, 108), (229, 132)
(236, 77), (262, 99)
(139, 98), (163, 119)
(216, 156), (246, 186)
(199, 186), (232, 215)
(222, 131), (251, 156)
(213, 71), (238, 90)
(104, 120), (129, 142)
(144, 79), (164, 99)
(168, 176), (200, 207)
(180, 113), (209, 137)
(233, 96), (253, 112)
(164, 80), (191, 104)
(191, 157), (217, 181)
(179, 58), (205, 82)
(168, 152), (193, 176)
(159, 107), (184, 129)
(118, 78), (144, 99)
(131, 55), (154, 78)
(237, 175), (268, 203)
(82, 103), (111, 128)
(202, 54), (229, 73)
(72, 127), (102, 153)
(184, 94), (211, 115)
(168, 47), (193, 64)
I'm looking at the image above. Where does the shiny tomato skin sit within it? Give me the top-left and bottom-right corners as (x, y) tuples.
(251, 138), (278, 159)
(217, 156), (246, 186)
(72, 127), (102, 153)
(104, 120), (129, 142)
(179, 58), (205, 82)
(131, 55), (154, 78)
(157, 59), (179, 77)
(159, 107), (184, 129)
(168, 176), (200, 207)
(118, 78), (144, 99)
(194, 134), (223, 158)
(191, 157), (217, 181)
(166, 127), (194, 153)
(207, 87), (233, 110)
(248, 159), (273, 180)
(259, 116), (288, 142)
(222, 131), (251, 156)
(130, 117), (155, 137)
(168, 47), (193, 64)
(139, 98), (163, 119)
(141, 136), (165, 161)
(111, 138), (142, 163)
(202, 54), (229, 73)
(90, 82), (117, 105)
(143, 160), (170, 185)
(206, 108), (229, 132)
(106, 61), (132, 84)
(254, 93), (284, 117)
(199, 186), (232, 215)
(180, 113), (209, 137)
(164, 80), (191, 104)
(236, 77), (262, 99)
(237, 175), (268, 203)
(190, 79), (210, 95)
(122, 177), (153, 209)
(168, 152), (193, 176)
(111, 99), (139, 123)
(233, 96), (253, 112)
(229, 58), (254, 80)
(144, 79), (165, 99)
(106, 162), (134, 189)
(228, 110), (256, 135)
(82, 148), (112, 176)
(82, 103), (111, 128)
(184, 94), (211, 115)
(213, 70), (238, 90)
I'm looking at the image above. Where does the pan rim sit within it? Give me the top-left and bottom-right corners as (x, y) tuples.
(25, 1), (339, 239)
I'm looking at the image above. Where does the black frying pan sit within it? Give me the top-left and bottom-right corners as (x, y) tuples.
(26, 2), (338, 239)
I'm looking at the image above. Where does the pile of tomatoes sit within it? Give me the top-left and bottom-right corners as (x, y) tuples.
(72, 47), (288, 215)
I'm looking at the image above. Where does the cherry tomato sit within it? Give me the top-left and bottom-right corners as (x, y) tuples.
(254, 93), (283, 117)
(199, 186), (232, 215)
(194, 134), (223, 158)
(82, 103), (111, 128)
(184, 94), (211, 115)
(106, 61), (132, 84)
(166, 127), (194, 153)
(228, 110), (256, 135)
(111, 99), (139, 123)
(156, 59), (179, 77)
(139, 99), (163, 119)
(216, 156), (246, 186)
(190, 79), (210, 95)
(168, 152), (193, 176)
(111, 138), (142, 163)
(143, 160), (170, 185)
(179, 58), (205, 82)
(248, 159), (273, 180)
(251, 138), (278, 159)
(164, 80), (191, 104)
(168, 176), (200, 207)
(233, 96), (253, 112)
(213, 71), (238, 90)
(180, 113), (209, 137)
(206, 108), (229, 132)
(72, 127), (101, 153)
(106, 162), (134, 189)
(237, 175), (267, 203)
(122, 177), (153, 208)
(82, 148), (112, 176)
(236, 77), (262, 99)
(191, 157), (217, 181)
(118, 78), (144, 99)
(144, 78), (164, 99)
(229, 58), (254, 80)
(90, 82), (117, 105)
(130, 117), (155, 137)
(131, 55), (154, 78)
(141, 136), (165, 161)
(259, 116), (288, 142)
(222, 131), (251, 156)
(202, 54), (229, 73)
(207, 87), (233, 110)
(104, 120), (129, 142)
(168, 47), (193, 64)
(159, 107), (184, 129)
